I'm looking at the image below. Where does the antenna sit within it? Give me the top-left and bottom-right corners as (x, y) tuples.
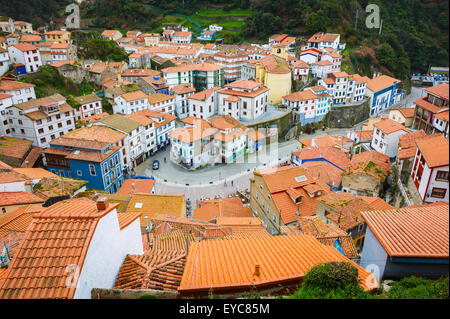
(379, 19), (383, 35)
(354, 9), (359, 30)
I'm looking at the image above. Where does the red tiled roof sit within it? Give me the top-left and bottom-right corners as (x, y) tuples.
(425, 83), (449, 101)
(178, 235), (377, 294)
(397, 130), (427, 160)
(373, 118), (409, 134)
(0, 192), (44, 207)
(366, 75), (401, 92)
(194, 197), (252, 222)
(344, 150), (391, 182)
(415, 133), (449, 168)
(0, 198), (121, 299)
(117, 178), (155, 195)
(362, 205), (449, 258)
(414, 97), (446, 114)
(292, 146), (350, 170)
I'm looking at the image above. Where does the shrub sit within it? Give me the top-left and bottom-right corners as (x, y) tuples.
(387, 276), (449, 299)
(290, 262), (371, 299)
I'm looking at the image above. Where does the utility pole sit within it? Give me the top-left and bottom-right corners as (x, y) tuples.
(354, 9), (359, 30)
(379, 19), (383, 35)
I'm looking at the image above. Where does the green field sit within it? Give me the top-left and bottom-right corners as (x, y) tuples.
(197, 8), (251, 17)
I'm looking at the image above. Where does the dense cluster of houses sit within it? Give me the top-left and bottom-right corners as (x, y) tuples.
(0, 16), (448, 299)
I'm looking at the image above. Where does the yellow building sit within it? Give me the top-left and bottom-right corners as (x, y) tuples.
(254, 45), (291, 104)
(44, 30), (71, 44)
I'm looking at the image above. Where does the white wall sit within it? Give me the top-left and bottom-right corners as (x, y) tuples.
(73, 209), (143, 299)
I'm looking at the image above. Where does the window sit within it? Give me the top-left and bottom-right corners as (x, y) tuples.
(431, 187), (446, 198)
(436, 171), (449, 181)
(89, 164), (96, 176)
(40, 137), (46, 143)
(77, 170), (82, 176)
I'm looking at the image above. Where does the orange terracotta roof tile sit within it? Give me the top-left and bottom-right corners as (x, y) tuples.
(300, 134), (352, 150)
(194, 197), (252, 222)
(362, 205), (449, 258)
(283, 90), (317, 102)
(373, 118), (409, 134)
(366, 75), (401, 92)
(12, 168), (58, 180)
(0, 136), (33, 161)
(415, 133), (449, 168)
(425, 83), (449, 100)
(171, 83), (196, 95)
(256, 55), (291, 74)
(298, 215), (347, 237)
(434, 110), (449, 122)
(301, 161), (343, 188)
(169, 126), (217, 144)
(0, 198), (120, 299)
(0, 192), (44, 207)
(117, 178), (155, 195)
(126, 194), (186, 228)
(414, 97), (446, 114)
(344, 150), (391, 182)
(0, 80), (34, 91)
(316, 236), (359, 259)
(308, 33), (339, 43)
(179, 235), (377, 295)
(11, 43), (36, 52)
(181, 116), (211, 128)
(397, 130), (427, 160)
(292, 146), (349, 170)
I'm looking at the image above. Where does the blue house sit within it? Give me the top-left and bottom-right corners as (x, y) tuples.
(366, 75), (404, 116)
(44, 137), (124, 193)
(198, 30), (216, 41)
(137, 76), (170, 95)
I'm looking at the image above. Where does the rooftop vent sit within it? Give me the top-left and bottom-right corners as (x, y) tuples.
(96, 197), (108, 211)
(134, 202), (143, 209)
(295, 176), (307, 183)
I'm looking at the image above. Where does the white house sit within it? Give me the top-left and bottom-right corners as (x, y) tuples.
(410, 133), (449, 204)
(0, 17), (14, 33)
(162, 63), (224, 90)
(125, 110), (158, 158)
(210, 115), (247, 164)
(5, 94), (76, 148)
(321, 52), (342, 73)
(365, 75), (403, 117)
(292, 60), (310, 82)
(172, 31), (192, 44)
(170, 83), (196, 119)
(8, 43), (42, 73)
(188, 87), (221, 120)
(74, 94), (103, 120)
(371, 118), (409, 159)
(209, 24), (223, 32)
(0, 79), (36, 104)
(13, 21), (33, 34)
(141, 110), (176, 150)
(0, 197), (143, 299)
(0, 48), (9, 76)
(307, 33), (340, 51)
(113, 90), (149, 115)
(311, 60), (332, 79)
(299, 48), (322, 64)
(432, 110), (449, 138)
(102, 30), (123, 41)
(217, 80), (270, 121)
(318, 72), (369, 105)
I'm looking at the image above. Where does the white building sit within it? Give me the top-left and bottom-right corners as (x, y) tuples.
(365, 75), (403, 117)
(217, 80), (270, 121)
(172, 31), (192, 44)
(74, 94), (103, 121)
(0, 17), (14, 33)
(148, 93), (176, 115)
(210, 115), (248, 164)
(101, 30), (123, 41)
(0, 79), (36, 104)
(209, 24), (223, 32)
(410, 134), (449, 204)
(0, 48), (9, 76)
(188, 88), (221, 120)
(292, 60), (310, 82)
(49, 42), (74, 64)
(299, 48), (322, 64)
(125, 110), (159, 158)
(0, 92), (13, 135)
(8, 43), (42, 73)
(95, 114), (150, 168)
(432, 110), (449, 138)
(311, 60), (332, 79)
(0, 197), (143, 299)
(139, 110), (176, 150)
(371, 118), (409, 159)
(213, 51), (249, 83)
(170, 83), (196, 119)
(13, 21), (33, 34)
(113, 90), (149, 115)
(321, 52), (342, 73)
(318, 72), (368, 105)
(307, 33), (340, 51)
(5, 94), (76, 148)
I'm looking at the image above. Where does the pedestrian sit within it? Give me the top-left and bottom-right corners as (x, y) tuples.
(231, 180), (234, 187)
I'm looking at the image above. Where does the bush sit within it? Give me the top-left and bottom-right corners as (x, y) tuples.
(290, 262), (371, 299)
(387, 276), (449, 299)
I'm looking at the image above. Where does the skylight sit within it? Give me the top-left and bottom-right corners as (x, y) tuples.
(134, 202), (143, 209)
(295, 176), (307, 182)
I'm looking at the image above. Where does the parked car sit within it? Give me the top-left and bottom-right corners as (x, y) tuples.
(152, 160), (160, 170)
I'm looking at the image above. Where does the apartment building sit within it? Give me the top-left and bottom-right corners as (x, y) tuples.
(101, 30), (123, 41)
(121, 68), (161, 83)
(292, 60), (310, 82)
(13, 21), (33, 34)
(139, 110), (176, 150)
(318, 72), (369, 105)
(45, 136), (124, 193)
(210, 115), (248, 164)
(8, 43), (42, 73)
(113, 90), (149, 115)
(0, 93), (13, 135)
(73, 94), (103, 120)
(213, 50), (249, 83)
(5, 94), (75, 148)
(148, 93), (176, 115)
(162, 63), (224, 91)
(125, 110), (158, 158)
(49, 42), (75, 64)
(365, 75), (403, 116)
(170, 83), (196, 119)
(172, 31), (192, 44)
(217, 80), (269, 121)
(142, 33), (160, 46)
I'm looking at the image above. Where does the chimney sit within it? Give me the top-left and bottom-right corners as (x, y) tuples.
(254, 264), (261, 277)
(131, 183), (135, 194)
(96, 197), (108, 211)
